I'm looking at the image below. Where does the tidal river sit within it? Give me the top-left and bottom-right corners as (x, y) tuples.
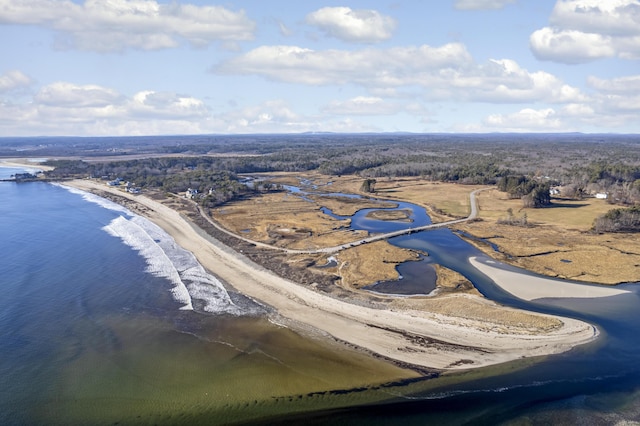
(1, 172), (640, 425)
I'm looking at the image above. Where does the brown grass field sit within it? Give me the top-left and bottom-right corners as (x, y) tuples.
(458, 189), (640, 284)
(214, 173), (639, 286)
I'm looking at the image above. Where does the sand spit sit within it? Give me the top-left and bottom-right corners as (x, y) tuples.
(469, 257), (630, 301)
(64, 179), (599, 371)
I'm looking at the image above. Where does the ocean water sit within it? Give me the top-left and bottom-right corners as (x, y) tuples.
(4, 174), (640, 425)
(0, 178), (416, 425)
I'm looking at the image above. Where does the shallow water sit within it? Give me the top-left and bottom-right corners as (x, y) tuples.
(0, 180), (415, 425)
(3, 176), (640, 424)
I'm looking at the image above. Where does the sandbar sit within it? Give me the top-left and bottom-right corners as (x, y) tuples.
(64, 179), (600, 371)
(469, 257), (630, 301)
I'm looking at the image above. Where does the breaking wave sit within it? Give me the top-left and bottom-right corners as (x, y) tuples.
(57, 183), (255, 315)
(103, 214), (244, 315)
(54, 183), (133, 216)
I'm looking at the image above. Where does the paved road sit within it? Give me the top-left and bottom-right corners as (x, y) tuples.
(197, 188), (488, 255)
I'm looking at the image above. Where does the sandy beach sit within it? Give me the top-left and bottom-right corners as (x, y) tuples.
(0, 158), (55, 171)
(65, 179), (601, 371)
(469, 257), (631, 301)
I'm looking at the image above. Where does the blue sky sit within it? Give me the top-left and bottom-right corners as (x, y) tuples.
(0, 0), (639, 136)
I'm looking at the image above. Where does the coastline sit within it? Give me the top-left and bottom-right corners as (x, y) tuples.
(63, 179), (600, 371)
(469, 257), (631, 301)
(0, 158), (54, 171)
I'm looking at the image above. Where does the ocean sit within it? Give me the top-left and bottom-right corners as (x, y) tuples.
(0, 175), (414, 425)
(3, 168), (640, 425)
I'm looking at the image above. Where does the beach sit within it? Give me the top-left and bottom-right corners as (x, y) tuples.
(469, 257), (631, 301)
(65, 179), (600, 371)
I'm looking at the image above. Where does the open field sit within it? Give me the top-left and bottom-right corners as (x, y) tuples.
(212, 173), (639, 286)
(458, 189), (640, 284)
(373, 178), (484, 221)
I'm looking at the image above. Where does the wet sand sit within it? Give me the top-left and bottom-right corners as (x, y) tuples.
(65, 179), (600, 371)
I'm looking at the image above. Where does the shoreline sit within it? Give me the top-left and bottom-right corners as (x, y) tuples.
(469, 257), (631, 301)
(63, 179), (600, 372)
(0, 158), (55, 171)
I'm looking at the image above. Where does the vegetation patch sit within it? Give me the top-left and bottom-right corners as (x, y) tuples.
(336, 242), (419, 290)
(593, 206), (640, 233)
(366, 209), (412, 222)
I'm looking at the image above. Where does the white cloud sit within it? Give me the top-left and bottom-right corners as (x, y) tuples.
(561, 103), (595, 117)
(129, 90), (208, 118)
(530, 28), (617, 63)
(530, 0), (640, 63)
(215, 45), (585, 104)
(215, 43), (473, 86)
(454, 0), (516, 10)
(549, 0), (640, 36)
(482, 108), (563, 131)
(322, 96), (432, 118)
(322, 96), (401, 115)
(582, 74), (640, 117)
(0, 70), (32, 92)
(468, 71), (640, 131)
(587, 75), (640, 94)
(305, 6), (396, 43)
(210, 100), (307, 133)
(0, 0), (255, 52)
(35, 82), (122, 107)
(0, 81), (211, 135)
(209, 99), (379, 133)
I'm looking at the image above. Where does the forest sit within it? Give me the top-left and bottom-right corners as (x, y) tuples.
(3, 133), (638, 228)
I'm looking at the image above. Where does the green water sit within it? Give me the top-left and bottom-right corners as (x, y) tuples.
(29, 313), (418, 425)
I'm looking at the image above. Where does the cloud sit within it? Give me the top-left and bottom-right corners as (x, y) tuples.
(467, 72), (640, 132)
(209, 99), (379, 133)
(0, 0), (255, 52)
(129, 90), (209, 118)
(209, 100), (307, 133)
(481, 108), (564, 131)
(35, 82), (122, 107)
(0, 81), (211, 135)
(453, 0), (516, 10)
(322, 96), (401, 115)
(305, 6), (396, 43)
(215, 43), (473, 86)
(0, 70), (32, 92)
(530, 0), (640, 63)
(587, 75), (640, 94)
(214, 44), (585, 104)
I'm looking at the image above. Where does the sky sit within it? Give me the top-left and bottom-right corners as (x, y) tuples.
(0, 0), (639, 136)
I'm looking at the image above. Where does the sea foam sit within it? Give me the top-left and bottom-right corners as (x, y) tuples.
(103, 216), (194, 310)
(103, 215), (243, 315)
(54, 183), (133, 216)
(58, 183), (243, 315)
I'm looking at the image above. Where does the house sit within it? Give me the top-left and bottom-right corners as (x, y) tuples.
(185, 188), (198, 199)
(107, 177), (123, 186)
(595, 193), (608, 199)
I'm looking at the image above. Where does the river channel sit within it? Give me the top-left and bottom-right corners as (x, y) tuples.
(279, 180), (640, 424)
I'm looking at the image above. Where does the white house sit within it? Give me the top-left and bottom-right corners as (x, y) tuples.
(595, 193), (608, 199)
(185, 188), (198, 199)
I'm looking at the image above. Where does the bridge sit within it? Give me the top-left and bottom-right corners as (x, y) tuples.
(196, 188), (487, 255)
